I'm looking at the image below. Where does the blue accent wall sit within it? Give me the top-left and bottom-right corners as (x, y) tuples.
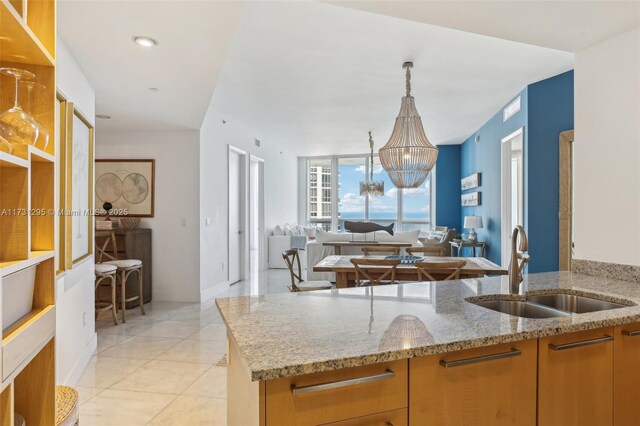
(435, 145), (461, 231)
(459, 89), (528, 265)
(526, 70), (574, 272)
(437, 71), (574, 271)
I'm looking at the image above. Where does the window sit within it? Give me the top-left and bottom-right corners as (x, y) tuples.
(368, 157), (397, 229)
(337, 157), (366, 230)
(402, 173), (431, 233)
(306, 156), (433, 233)
(308, 159), (332, 229)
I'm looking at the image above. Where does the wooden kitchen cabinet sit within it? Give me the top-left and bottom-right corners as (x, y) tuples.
(614, 322), (640, 426)
(265, 359), (407, 425)
(538, 327), (614, 426)
(319, 408), (407, 426)
(409, 339), (537, 426)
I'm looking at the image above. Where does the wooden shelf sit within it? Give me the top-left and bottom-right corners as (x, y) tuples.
(0, 0), (54, 66)
(0, 151), (28, 168)
(30, 159), (54, 251)
(0, 0), (55, 423)
(0, 384), (11, 425)
(2, 305), (54, 382)
(29, 146), (53, 162)
(0, 250), (53, 277)
(0, 163), (29, 264)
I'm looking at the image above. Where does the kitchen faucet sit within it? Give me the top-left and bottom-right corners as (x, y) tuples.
(508, 226), (530, 294)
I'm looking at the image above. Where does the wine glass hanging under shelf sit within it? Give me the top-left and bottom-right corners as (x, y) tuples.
(0, 67), (51, 155)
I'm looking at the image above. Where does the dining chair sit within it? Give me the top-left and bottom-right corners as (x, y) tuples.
(282, 249), (332, 292)
(407, 246), (445, 257)
(96, 230), (145, 322)
(350, 258), (401, 287)
(94, 263), (118, 325)
(414, 260), (467, 281)
(361, 246), (401, 256)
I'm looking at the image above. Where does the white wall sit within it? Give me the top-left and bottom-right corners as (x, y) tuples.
(95, 130), (201, 302)
(200, 105), (298, 299)
(55, 37), (97, 385)
(574, 27), (640, 265)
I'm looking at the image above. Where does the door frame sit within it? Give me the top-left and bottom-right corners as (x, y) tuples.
(559, 130), (575, 271)
(228, 145), (247, 284)
(500, 127), (525, 267)
(249, 154), (266, 272)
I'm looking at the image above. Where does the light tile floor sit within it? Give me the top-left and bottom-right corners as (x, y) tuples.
(78, 263), (292, 425)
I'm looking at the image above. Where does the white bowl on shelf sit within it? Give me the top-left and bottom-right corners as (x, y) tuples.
(14, 413), (26, 426)
(2, 265), (36, 331)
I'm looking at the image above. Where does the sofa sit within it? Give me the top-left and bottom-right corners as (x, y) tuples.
(418, 227), (456, 256)
(306, 229), (423, 281)
(268, 223), (321, 269)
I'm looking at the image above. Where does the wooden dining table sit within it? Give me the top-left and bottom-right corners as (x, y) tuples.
(313, 255), (507, 288)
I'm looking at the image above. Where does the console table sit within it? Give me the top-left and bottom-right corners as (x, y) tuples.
(450, 240), (486, 258)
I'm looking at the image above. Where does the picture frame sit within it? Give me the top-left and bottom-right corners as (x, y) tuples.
(461, 172), (481, 190)
(95, 159), (155, 217)
(65, 104), (94, 267)
(462, 191), (481, 207)
(56, 91), (68, 274)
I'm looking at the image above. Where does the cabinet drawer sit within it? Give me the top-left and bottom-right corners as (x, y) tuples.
(320, 408), (407, 426)
(410, 339), (537, 426)
(2, 306), (55, 381)
(265, 359), (407, 425)
(614, 322), (640, 426)
(539, 327), (614, 426)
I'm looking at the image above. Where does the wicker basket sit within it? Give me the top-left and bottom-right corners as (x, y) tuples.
(119, 217), (141, 229)
(55, 386), (79, 426)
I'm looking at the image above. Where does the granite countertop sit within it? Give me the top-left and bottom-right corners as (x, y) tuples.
(215, 272), (640, 381)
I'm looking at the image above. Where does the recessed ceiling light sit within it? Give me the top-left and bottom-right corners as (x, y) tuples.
(132, 36), (158, 48)
(96, 114), (111, 119)
(148, 87), (159, 92)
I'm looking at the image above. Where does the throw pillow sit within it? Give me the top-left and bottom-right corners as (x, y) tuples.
(273, 225), (284, 236)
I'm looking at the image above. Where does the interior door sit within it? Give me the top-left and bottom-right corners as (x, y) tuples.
(228, 150), (241, 284)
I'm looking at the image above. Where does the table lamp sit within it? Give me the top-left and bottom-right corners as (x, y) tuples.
(464, 215), (483, 242)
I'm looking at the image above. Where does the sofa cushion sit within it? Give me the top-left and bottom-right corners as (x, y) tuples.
(426, 229), (445, 241)
(316, 229), (353, 243)
(375, 230), (420, 244)
(273, 225), (285, 236)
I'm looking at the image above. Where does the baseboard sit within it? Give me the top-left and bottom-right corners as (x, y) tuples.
(63, 331), (97, 386)
(201, 280), (230, 302)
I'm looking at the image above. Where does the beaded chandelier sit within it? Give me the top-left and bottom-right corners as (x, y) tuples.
(379, 62), (438, 188)
(359, 131), (385, 196)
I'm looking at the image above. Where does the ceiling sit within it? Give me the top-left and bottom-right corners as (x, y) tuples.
(57, 0), (245, 132)
(57, 1), (637, 154)
(210, 1), (573, 155)
(326, 1), (640, 52)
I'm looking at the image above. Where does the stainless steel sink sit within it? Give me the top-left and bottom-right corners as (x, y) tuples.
(526, 293), (627, 313)
(470, 299), (569, 319)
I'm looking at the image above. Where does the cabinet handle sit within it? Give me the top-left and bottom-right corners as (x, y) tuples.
(623, 330), (640, 337)
(549, 335), (613, 351)
(439, 348), (521, 368)
(290, 369), (395, 395)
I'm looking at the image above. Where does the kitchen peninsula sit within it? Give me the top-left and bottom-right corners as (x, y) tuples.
(216, 272), (640, 426)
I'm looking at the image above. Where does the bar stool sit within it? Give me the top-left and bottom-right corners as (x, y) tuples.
(95, 263), (118, 325)
(96, 230), (145, 323)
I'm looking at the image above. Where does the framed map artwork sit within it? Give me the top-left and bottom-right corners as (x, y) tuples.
(95, 159), (155, 217)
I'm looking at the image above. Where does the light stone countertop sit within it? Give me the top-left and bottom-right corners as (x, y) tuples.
(215, 271), (640, 381)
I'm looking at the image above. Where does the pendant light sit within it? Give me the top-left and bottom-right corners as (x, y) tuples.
(379, 62), (438, 188)
(359, 131), (385, 196)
